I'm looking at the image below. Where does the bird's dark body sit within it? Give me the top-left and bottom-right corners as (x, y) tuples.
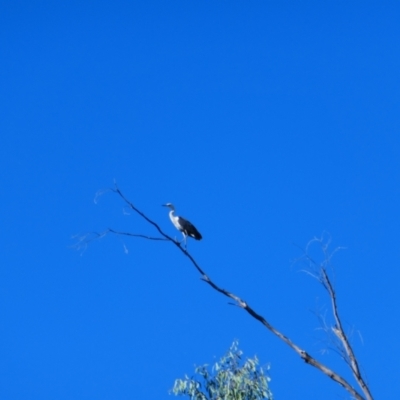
(177, 217), (202, 240)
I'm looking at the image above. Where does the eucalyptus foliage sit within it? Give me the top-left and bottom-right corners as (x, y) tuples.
(172, 342), (273, 400)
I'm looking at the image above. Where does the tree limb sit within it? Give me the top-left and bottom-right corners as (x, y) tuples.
(101, 184), (371, 400)
(322, 268), (373, 400)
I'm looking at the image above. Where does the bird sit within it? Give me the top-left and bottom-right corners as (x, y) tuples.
(162, 203), (202, 247)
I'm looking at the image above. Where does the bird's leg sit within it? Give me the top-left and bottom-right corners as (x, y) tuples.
(176, 233), (184, 245)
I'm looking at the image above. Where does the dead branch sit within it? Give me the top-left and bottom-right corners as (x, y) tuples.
(322, 268), (373, 400)
(95, 184), (372, 400)
(299, 238), (373, 400)
(107, 228), (169, 241)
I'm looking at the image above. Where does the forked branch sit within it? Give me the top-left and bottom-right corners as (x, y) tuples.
(322, 268), (372, 400)
(94, 184), (372, 400)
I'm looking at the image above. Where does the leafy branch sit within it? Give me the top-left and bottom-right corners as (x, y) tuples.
(172, 341), (273, 400)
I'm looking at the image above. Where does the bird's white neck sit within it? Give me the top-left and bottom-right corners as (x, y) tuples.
(168, 209), (181, 231)
(169, 209), (176, 219)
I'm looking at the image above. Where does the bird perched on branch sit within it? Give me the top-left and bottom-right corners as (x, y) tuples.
(162, 203), (202, 247)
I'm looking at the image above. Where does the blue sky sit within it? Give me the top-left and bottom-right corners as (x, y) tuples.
(1, 1), (399, 399)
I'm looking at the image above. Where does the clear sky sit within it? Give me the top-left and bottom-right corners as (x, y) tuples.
(1, 1), (399, 399)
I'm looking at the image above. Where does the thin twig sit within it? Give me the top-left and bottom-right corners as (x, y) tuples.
(107, 228), (169, 241)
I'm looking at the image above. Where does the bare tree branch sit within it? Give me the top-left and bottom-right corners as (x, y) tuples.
(299, 238), (373, 400)
(322, 268), (373, 400)
(107, 228), (169, 241)
(93, 184), (372, 400)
